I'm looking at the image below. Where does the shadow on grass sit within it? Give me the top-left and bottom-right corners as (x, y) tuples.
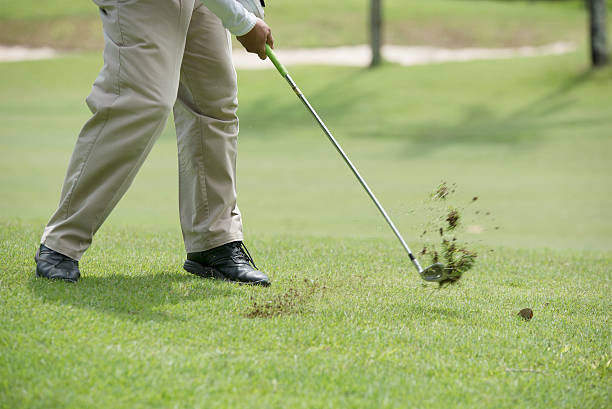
(238, 67), (377, 138)
(243, 65), (612, 156)
(399, 69), (611, 155)
(28, 271), (239, 322)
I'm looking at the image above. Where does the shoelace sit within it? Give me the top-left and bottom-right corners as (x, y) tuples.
(230, 242), (258, 270)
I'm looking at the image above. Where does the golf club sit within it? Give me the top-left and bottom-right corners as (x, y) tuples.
(265, 44), (448, 283)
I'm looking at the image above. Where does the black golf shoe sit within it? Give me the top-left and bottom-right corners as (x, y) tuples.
(35, 244), (80, 283)
(183, 241), (270, 286)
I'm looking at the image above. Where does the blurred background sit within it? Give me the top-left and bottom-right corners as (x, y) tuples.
(0, 0), (610, 253)
(0, 0), (608, 51)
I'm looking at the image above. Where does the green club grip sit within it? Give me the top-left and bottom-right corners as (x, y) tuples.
(266, 44), (288, 77)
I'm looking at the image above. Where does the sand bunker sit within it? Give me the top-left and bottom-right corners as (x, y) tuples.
(1, 42), (575, 67)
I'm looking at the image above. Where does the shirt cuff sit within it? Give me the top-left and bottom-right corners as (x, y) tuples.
(201, 0), (257, 36)
(230, 11), (256, 36)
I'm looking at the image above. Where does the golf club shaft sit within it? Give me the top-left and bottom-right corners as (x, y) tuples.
(265, 45), (423, 273)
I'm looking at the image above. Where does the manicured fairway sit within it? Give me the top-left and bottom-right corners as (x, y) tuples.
(1, 45), (611, 409)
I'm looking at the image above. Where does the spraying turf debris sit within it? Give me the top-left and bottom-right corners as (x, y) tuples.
(420, 182), (479, 287)
(246, 279), (326, 318)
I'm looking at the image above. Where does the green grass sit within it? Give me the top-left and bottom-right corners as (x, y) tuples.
(1, 47), (611, 407)
(267, 0), (590, 48)
(0, 0), (598, 49)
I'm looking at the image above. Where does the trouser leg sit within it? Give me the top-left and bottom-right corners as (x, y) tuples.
(174, 4), (243, 253)
(42, 0), (195, 260)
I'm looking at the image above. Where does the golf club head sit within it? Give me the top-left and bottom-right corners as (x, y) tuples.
(419, 263), (448, 282)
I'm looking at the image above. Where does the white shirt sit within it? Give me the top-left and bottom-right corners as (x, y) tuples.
(201, 0), (257, 36)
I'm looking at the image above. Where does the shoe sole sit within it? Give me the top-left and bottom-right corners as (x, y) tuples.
(183, 259), (270, 286)
(183, 259), (219, 279)
(35, 269), (79, 283)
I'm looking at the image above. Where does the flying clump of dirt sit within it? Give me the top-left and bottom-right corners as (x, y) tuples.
(245, 279), (326, 318)
(438, 238), (477, 285)
(432, 181), (456, 200)
(446, 208), (460, 230)
(421, 182), (478, 287)
(517, 308), (534, 321)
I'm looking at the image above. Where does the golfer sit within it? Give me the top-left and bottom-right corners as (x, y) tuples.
(35, 0), (272, 286)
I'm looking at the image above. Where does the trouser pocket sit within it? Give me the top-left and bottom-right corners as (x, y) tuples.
(92, 0), (126, 48)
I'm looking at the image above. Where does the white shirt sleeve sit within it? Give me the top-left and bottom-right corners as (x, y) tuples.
(201, 0), (257, 36)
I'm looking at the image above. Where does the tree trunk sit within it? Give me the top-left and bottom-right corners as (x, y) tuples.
(370, 0), (382, 67)
(588, 0), (609, 67)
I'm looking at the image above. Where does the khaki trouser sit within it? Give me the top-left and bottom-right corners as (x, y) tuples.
(41, 0), (244, 260)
